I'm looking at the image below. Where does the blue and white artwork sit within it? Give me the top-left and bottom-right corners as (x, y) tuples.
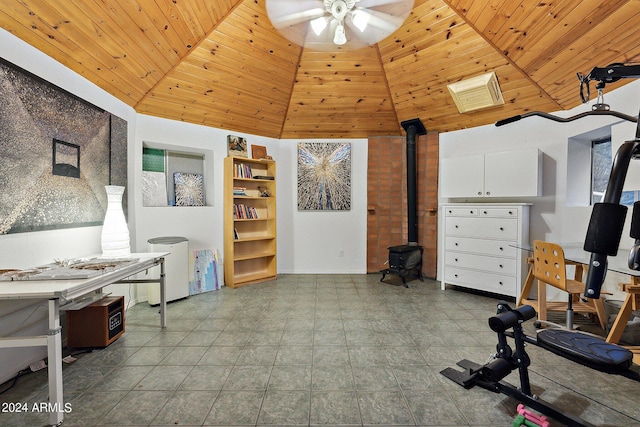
(189, 249), (221, 294)
(297, 142), (351, 211)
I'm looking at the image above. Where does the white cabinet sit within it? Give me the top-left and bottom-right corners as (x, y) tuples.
(440, 148), (542, 198)
(441, 203), (530, 297)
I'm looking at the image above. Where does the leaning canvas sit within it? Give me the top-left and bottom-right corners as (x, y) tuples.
(173, 172), (205, 206)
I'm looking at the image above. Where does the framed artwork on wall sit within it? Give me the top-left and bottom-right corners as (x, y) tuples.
(297, 142), (351, 211)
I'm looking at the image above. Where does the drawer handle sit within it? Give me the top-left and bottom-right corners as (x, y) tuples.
(499, 281), (503, 286)
(470, 210), (474, 214)
(454, 274), (458, 278)
(499, 264), (503, 268)
(508, 211), (513, 215)
(455, 242), (459, 246)
(499, 227), (504, 231)
(486, 191), (491, 195)
(483, 210), (487, 214)
(454, 258), (458, 262)
(448, 210), (452, 214)
(455, 225), (459, 228)
(499, 247), (504, 251)
(477, 191), (482, 196)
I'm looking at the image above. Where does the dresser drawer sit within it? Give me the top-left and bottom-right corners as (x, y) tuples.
(445, 217), (518, 239)
(444, 207), (478, 217)
(444, 252), (518, 276)
(445, 236), (517, 258)
(478, 207), (519, 218)
(444, 267), (517, 296)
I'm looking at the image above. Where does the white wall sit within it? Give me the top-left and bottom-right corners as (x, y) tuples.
(439, 78), (640, 299)
(277, 139), (368, 274)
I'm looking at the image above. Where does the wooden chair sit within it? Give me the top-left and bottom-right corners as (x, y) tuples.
(519, 240), (607, 330)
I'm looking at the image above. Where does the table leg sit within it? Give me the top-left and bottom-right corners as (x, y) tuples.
(517, 257), (535, 307)
(606, 292), (634, 343)
(47, 299), (64, 426)
(159, 258), (166, 328)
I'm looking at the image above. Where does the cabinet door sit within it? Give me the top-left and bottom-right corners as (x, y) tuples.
(440, 154), (485, 197)
(484, 149), (541, 197)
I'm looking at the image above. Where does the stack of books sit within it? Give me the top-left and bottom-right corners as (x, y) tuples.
(233, 204), (258, 219)
(234, 163), (252, 178)
(233, 187), (247, 196)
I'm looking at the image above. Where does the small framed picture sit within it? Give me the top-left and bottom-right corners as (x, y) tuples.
(227, 135), (248, 158)
(251, 145), (268, 160)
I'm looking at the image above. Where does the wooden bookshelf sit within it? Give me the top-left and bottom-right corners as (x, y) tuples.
(224, 156), (276, 288)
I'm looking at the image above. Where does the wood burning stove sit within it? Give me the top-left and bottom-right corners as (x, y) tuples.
(380, 118), (427, 287)
(381, 244), (424, 286)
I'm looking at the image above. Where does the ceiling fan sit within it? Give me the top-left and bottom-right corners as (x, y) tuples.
(266, 0), (414, 51)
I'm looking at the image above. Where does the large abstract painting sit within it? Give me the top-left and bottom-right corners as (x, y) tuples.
(0, 59), (127, 234)
(297, 142), (351, 211)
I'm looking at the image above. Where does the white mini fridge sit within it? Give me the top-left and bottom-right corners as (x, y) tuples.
(147, 236), (189, 305)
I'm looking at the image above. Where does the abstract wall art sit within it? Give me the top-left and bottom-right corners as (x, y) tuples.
(189, 249), (222, 294)
(0, 58), (127, 234)
(297, 142), (351, 211)
(173, 172), (205, 206)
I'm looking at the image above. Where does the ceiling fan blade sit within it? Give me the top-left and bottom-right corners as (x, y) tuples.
(352, 8), (405, 34)
(357, 0), (413, 8)
(266, 0), (326, 28)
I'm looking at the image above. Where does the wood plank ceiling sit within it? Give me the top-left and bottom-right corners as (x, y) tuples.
(2, 0), (640, 139)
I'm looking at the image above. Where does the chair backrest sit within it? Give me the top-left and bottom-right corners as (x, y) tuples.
(532, 240), (568, 291)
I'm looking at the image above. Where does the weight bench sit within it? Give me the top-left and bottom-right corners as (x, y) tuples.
(441, 302), (637, 427)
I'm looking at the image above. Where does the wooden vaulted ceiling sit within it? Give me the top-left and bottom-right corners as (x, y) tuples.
(2, 0), (640, 139)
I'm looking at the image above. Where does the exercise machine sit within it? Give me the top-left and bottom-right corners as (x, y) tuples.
(441, 302), (636, 427)
(442, 64), (640, 426)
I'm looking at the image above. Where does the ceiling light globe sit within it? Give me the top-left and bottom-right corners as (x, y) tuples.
(333, 23), (347, 45)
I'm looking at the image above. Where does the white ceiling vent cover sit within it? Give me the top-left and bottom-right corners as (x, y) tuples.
(447, 72), (504, 113)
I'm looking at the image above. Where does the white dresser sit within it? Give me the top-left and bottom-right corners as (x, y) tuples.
(441, 203), (530, 297)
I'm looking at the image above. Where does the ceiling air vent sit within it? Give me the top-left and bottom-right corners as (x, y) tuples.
(447, 72), (504, 113)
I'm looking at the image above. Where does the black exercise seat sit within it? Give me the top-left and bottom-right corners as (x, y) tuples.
(537, 328), (633, 374)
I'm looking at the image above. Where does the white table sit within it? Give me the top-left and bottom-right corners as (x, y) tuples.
(0, 252), (168, 426)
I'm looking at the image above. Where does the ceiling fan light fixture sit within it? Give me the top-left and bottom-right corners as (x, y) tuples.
(330, 0), (350, 20)
(333, 23), (347, 45)
(310, 16), (328, 36)
(266, 0), (414, 51)
(351, 10), (369, 32)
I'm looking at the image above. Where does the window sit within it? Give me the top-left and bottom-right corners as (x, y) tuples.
(591, 137), (637, 205)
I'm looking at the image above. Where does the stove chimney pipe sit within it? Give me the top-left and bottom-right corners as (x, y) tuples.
(401, 118), (427, 246)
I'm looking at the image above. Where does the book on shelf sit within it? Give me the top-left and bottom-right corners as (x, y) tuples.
(233, 186), (247, 196)
(234, 163), (252, 178)
(233, 203), (258, 219)
(233, 228), (239, 240)
(253, 175), (274, 180)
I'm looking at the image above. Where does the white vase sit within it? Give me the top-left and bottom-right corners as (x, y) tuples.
(101, 185), (131, 257)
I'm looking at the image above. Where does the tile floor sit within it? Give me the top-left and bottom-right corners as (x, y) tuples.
(1, 274), (640, 426)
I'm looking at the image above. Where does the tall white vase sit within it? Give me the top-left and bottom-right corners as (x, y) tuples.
(101, 185), (131, 257)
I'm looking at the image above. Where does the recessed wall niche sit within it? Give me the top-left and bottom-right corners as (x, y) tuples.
(142, 142), (214, 207)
